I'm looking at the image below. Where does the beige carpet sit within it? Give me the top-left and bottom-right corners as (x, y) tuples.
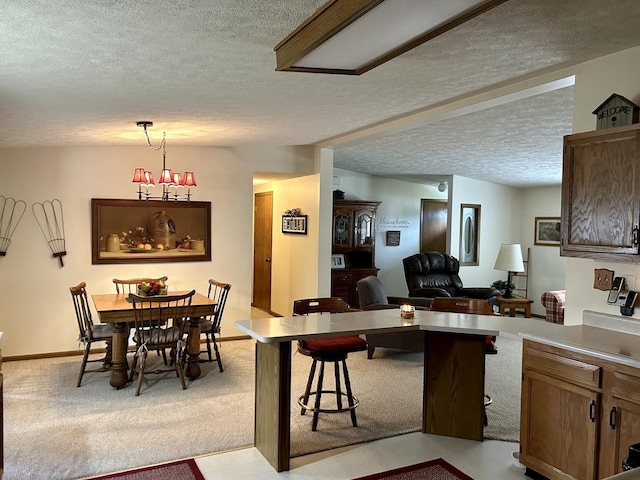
(2, 335), (521, 480)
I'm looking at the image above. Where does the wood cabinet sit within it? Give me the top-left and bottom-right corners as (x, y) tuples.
(561, 123), (640, 261)
(331, 200), (381, 308)
(521, 340), (640, 479)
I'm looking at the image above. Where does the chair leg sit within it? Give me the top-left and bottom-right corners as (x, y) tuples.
(301, 359), (317, 415)
(334, 361), (343, 411)
(135, 351), (147, 396)
(205, 332), (213, 362)
(176, 352), (187, 390)
(212, 335), (223, 372)
(77, 342), (91, 387)
(367, 345), (376, 359)
(129, 350), (139, 382)
(312, 361), (326, 431)
(341, 359), (358, 427)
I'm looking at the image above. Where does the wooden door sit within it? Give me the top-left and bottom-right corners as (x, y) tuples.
(253, 192), (273, 312)
(420, 199), (448, 253)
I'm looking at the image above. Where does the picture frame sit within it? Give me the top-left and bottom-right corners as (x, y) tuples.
(331, 253), (345, 269)
(459, 204), (480, 266)
(535, 217), (561, 246)
(282, 215), (308, 235)
(91, 198), (211, 264)
(386, 230), (401, 246)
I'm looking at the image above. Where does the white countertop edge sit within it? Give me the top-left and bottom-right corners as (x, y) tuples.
(519, 331), (640, 369)
(583, 309), (640, 335)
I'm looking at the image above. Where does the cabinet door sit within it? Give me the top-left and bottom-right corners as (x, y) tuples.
(333, 207), (353, 249)
(600, 370), (640, 477)
(521, 370), (599, 480)
(353, 208), (375, 247)
(561, 126), (640, 259)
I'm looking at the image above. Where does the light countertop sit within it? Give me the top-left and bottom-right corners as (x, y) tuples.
(236, 308), (640, 368)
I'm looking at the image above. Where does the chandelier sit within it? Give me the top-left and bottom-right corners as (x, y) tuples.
(132, 121), (197, 201)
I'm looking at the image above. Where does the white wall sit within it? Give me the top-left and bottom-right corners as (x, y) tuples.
(0, 145), (316, 357)
(519, 187), (566, 316)
(565, 45), (640, 324)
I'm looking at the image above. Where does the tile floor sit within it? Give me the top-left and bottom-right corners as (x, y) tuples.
(194, 433), (526, 479)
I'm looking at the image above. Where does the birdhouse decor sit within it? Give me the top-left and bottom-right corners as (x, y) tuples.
(592, 93), (639, 129)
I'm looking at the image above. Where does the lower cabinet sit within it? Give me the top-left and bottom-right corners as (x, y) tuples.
(521, 340), (640, 480)
(331, 268), (378, 308)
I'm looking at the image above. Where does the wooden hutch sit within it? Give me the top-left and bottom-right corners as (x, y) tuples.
(331, 200), (380, 308)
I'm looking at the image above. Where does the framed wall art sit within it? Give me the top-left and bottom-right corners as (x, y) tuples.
(459, 204), (480, 266)
(282, 215), (308, 234)
(91, 198), (211, 264)
(386, 230), (401, 246)
(331, 253), (345, 269)
(535, 217), (561, 246)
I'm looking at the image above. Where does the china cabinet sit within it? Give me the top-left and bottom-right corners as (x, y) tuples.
(331, 200), (380, 308)
(561, 123), (640, 261)
(520, 339), (640, 479)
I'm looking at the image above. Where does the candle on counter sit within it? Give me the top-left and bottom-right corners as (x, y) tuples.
(400, 304), (415, 319)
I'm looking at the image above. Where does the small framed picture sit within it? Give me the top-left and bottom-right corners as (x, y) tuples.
(386, 230), (401, 246)
(535, 217), (561, 246)
(331, 253), (345, 269)
(282, 215), (308, 235)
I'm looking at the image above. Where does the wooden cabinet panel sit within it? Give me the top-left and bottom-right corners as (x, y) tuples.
(524, 346), (601, 389)
(521, 369), (599, 480)
(561, 123), (640, 260)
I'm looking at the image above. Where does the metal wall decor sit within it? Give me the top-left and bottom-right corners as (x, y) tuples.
(0, 196), (27, 257)
(459, 204), (480, 266)
(32, 199), (66, 266)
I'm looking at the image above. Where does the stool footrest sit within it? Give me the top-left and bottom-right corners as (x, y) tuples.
(298, 391), (360, 414)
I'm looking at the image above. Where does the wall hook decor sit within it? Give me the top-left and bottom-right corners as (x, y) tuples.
(32, 199), (66, 267)
(0, 196), (27, 256)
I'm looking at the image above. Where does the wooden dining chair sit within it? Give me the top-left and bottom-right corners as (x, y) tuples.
(429, 296), (495, 425)
(197, 279), (231, 372)
(128, 290), (195, 396)
(113, 276), (170, 363)
(293, 297), (366, 431)
(69, 282), (115, 387)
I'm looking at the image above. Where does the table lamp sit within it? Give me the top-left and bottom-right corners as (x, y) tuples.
(494, 243), (524, 298)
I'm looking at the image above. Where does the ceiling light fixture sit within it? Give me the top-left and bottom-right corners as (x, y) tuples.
(132, 121), (196, 202)
(438, 181), (447, 192)
(274, 0), (508, 75)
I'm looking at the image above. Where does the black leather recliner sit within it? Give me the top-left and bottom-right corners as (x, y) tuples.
(402, 251), (499, 300)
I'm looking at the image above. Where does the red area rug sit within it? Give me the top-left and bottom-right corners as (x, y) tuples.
(85, 459), (205, 480)
(353, 458), (473, 480)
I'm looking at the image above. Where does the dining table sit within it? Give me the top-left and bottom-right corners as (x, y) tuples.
(91, 290), (215, 389)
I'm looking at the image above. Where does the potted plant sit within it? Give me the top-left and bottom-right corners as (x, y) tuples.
(491, 279), (515, 294)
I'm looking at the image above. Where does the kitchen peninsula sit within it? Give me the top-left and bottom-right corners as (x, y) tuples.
(237, 309), (640, 478)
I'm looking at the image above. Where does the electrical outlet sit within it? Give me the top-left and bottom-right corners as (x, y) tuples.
(594, 269), (614, 291)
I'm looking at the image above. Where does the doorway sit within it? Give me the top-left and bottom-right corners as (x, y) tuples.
(253, 192), (273, 312)
(420, 199), (448, 253)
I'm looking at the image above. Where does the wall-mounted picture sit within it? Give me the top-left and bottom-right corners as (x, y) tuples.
(535, 217), (561, 246)
(331, 253), (345, 269)
(282, 215), (308, 234)
(386, 230), (401, 246)
(91, 198), (211, 264)
(459, 204), (480, 265)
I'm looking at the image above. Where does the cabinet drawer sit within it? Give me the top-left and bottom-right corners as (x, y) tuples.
(612, 371), (640, 404)
(332, 272), (353, 283)
(524, 345), (601, 389)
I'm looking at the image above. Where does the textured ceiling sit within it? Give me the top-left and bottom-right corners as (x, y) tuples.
(2, 0), (640, 187)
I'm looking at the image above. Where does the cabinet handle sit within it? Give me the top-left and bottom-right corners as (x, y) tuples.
(610, 406), (617, 429)
(589, 400), (596, 423)
(633, 226), (639, 247)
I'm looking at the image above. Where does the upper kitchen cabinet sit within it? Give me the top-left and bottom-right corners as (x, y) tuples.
(561, 123), (640, 261)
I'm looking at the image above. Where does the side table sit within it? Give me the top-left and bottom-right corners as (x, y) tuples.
(495, 295), (533, 318)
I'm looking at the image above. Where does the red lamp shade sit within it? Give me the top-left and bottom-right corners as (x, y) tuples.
(172, 172), (183, 186)
(142, 171), (155, 186)
(132, 168), (146, 183)
(159, 168), (174, 185)
(181, 171), (197, 187)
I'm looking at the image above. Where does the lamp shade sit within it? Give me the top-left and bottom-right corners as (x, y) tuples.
(494, 244), (524, 272)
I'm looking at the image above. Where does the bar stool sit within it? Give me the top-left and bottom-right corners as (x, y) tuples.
(293, 297), (367, 431)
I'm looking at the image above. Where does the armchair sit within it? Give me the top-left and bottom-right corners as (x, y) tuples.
(356, 275), (431, 359)
(402, 252), (499, 300)
(541, 290), (565, 325)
